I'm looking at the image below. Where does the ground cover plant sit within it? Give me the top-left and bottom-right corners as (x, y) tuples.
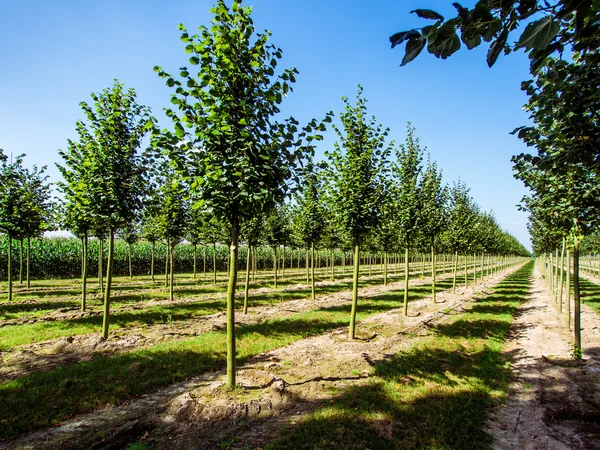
(268, 262), (534, 449)
(0, 258), (523, 441)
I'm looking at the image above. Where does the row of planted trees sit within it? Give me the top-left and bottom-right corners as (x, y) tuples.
(1, 0), (528, 386)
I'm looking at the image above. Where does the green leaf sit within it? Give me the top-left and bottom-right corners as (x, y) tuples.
(401, 38), (426, 66)
(411, 9), (445, 21)
(486, 29), (508, 67)
(516, 16), (560, 50)
(427, 23), (461, 59)
(389, 30), (421, 48)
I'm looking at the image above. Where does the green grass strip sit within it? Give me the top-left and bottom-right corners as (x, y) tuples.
(0, 272), (482, 441)
(267, 261), (534, 450)
(0, 266), (470, 350)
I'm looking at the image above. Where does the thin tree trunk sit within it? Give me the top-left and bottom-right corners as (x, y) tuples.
(98, 239), (104, 294)
(165, 240), (169, 287)
(213, 242), (217, 285)
(554, 247), (559, 303)
(273, 246), (278, 288)
(7, 236), (12, 301)
(151, 241), (155, 282)
(403, 245), (409, 316)
(480, 251), (484, 282)
(573, 235), (581, 358)
(170, 244), (175, 302)
(464, 253), (468, 287)
(311, 242), (316, 300)
(128, 244), (133, 279)
(566, 247), (571, 330)
(101, 231), (115, 339)
(226, 217), (239, 387)
(559, 237), (565, 314)
(431, 243), (437, 303)
(306, 247), (310, 284)
(19, 239), (23, 284)
(452, 250), (458, 294)
(331, 249), (335, 281)
(193, 243), (197, 279)
(243, 244), (251, 314)
(203, 245), (206, 276)
(349, 241), (360, 339)
(26, 236), (31, 289)
(282, 245), (286, 281)
(383, 250), (388, 286)
(82, 232), (88, 311)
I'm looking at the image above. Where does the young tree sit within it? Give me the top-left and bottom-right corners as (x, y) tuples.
(77, 80), (154, 339)
(327, 86), (392, 339)
(0, 151), (26, 301)
(444, 181), (476, 293)
(119, 223), (139, 279)
(155, 0), (331, 387)
(418, 158), (448, 303)
(293, 161), (326, 299)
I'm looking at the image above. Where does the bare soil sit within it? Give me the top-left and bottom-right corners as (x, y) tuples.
(0, 267), (467, 383)
(488, 265), (600, 450)
(1, 265), (520, 450)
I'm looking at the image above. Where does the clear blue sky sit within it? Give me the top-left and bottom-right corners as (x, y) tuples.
(0, 0), (533, 248)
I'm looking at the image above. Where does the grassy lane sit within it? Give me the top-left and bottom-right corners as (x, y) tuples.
(267, 261), (534, 450)
(0, 267), (510, 441)
(0, 264), (488, 350)
(580, 278), (600, 315)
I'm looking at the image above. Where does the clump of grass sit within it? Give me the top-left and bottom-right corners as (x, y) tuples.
(267, 262), (533, 449)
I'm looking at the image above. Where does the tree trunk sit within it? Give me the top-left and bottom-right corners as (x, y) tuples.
(26, 236), (31, 289)
(243, 244), (251, 314)
(452, 250), (458, 294)
(165, 240), (169, 287)
(559, 237), (565, 314)
(464, 253), (468, 287)
(403, 245), (409, 316)
(151, 241), (155, 282)
(213, 243), (217, 285)
(128, 244), (133, 279)
(7, 235), (12, 301)
(554, 247), (559, 303)
(99, 239), (104, 294)
(306, 247), (310, 284)
(431, 243), (437, 303)
(573, 235), (581, 358)
(330, 249), (334, 281)
(226, 217), (239, 388)
(348, 241), (360, 339)
(101, 231), (115, 339)
(480, 251), (484, 282)
(82, 232), (88, 311)
(170, 243), (175, 302)
(566, 247), (571, 330)
(311, 242), (316, 300)
(203, 245), (207, 276)
(193, 243), (197, 279)
(19, 239), (23, 284)
(282, 245), (286, 281)
(383, 250), (388, 286)
(273, 246), (278, 288)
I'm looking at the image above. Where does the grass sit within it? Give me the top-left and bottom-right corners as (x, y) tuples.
(266, 261), (533, 450)
(0, 264), (478, 350)
(580, 277), (600, 315)
(0, 267), (494, 440)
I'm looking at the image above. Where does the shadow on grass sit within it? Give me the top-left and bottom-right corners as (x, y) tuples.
(266, 262), (534, 450)
(0, 314), (349, 441)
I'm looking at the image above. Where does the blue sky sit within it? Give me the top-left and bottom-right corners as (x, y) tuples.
(0, 0), (533, 247)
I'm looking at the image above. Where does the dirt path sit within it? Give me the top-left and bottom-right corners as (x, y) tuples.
(488, 265), (600, 449)
(0, 264), (491, 383)
(1, 263), (524, 450)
